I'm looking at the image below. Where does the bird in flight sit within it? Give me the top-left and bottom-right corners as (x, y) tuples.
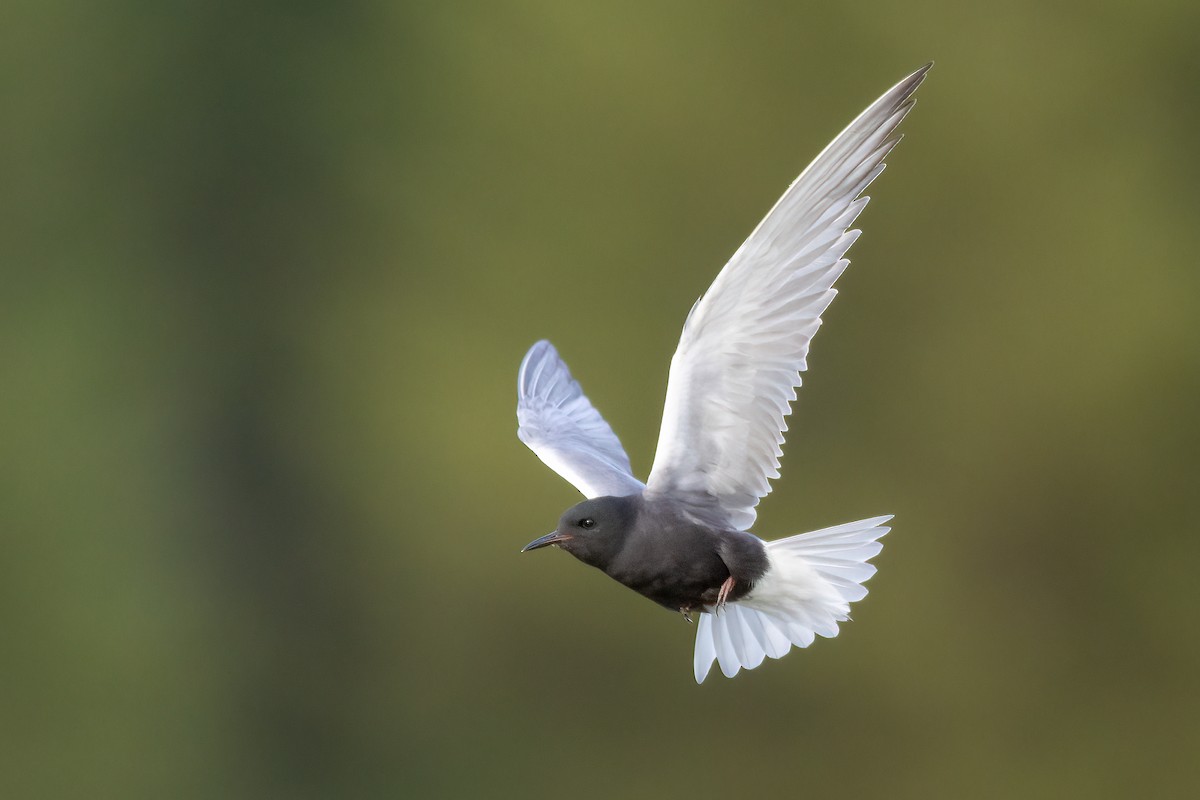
(517, 64), (929, 682)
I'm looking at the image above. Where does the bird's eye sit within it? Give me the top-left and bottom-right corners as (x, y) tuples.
(579, 518), (595, 530)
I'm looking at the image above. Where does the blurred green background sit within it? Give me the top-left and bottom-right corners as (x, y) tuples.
(3, 1), (1198, 798)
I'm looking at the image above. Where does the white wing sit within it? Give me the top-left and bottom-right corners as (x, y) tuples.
(646, 65), (929, 530)
(517, 340), (645, 498)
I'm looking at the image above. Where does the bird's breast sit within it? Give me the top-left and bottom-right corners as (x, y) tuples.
(604, 526), (736, 612)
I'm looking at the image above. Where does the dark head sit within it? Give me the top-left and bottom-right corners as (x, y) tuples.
(521, 495), (640, 570)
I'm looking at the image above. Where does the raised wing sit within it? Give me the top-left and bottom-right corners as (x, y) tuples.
(517, 340), (645, 498)
(646, 65), (929, 530)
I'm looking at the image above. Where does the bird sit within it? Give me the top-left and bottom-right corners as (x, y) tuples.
(517, 64), (929, 682)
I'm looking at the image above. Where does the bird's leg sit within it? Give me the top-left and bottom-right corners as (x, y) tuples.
(680, 609), (694, 624)
(715, 576), (735, 614)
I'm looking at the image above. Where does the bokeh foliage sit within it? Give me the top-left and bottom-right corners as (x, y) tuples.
(2, 1), (1198, 797)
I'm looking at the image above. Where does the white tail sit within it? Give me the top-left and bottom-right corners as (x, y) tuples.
(693, 515), (891, 682)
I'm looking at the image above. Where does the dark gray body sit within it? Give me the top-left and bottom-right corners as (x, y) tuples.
(546, 493), (770, 613)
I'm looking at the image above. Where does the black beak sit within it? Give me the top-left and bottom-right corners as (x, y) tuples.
(521, 531), (573, 552)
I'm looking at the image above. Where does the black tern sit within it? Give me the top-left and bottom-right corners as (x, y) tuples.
(518, 64), (929, 681)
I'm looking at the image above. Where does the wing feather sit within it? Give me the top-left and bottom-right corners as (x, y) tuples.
(646, 65), (930, 529)
(517, 340), (644, 498)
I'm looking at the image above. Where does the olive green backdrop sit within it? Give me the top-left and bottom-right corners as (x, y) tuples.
(3, 1), (1198, 798)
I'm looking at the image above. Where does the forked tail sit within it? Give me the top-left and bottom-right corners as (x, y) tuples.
(693, 515), (891, 682)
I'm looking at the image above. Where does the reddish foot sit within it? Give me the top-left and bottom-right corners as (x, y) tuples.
(715, 576), (735, 613)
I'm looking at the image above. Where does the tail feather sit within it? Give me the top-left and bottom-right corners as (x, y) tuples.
(693, 615), (717, 682)
(693, 515), (891, 682)
(725, 606), (766, 671)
